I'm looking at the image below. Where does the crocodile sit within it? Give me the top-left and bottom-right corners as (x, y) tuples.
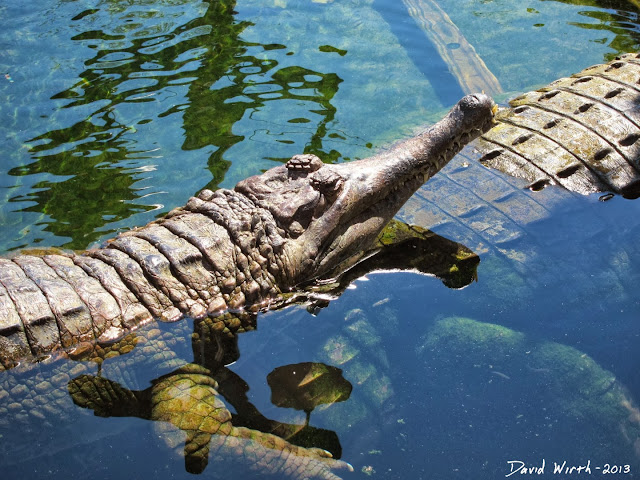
(0, 93), (495, 372)
(5, 53), (640, 369)
(475, 53), (640, 199)
(0, 94), (491, 479)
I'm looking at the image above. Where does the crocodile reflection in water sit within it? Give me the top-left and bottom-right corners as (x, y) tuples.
(1, 223), (479, 478)
(69, 325), (352, 476)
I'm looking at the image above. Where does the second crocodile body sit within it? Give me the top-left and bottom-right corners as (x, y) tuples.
(476, 53), (640, 199)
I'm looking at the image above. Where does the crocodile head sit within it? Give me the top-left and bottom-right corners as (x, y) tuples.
(236, 93), (495, 286)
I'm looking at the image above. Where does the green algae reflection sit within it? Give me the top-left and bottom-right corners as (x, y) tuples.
(3, 0), (342, 251)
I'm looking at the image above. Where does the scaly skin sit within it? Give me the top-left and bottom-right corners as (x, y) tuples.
(0, 222), (480, 479)
(1, 314), (353, 479)
(0, 93), (493, 479)
(0, 93), (495, 370)
(69, 365), (354, 479)
(475, 53), (640, 198)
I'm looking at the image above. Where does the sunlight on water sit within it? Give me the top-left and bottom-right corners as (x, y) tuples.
(2, 0), (640, 479)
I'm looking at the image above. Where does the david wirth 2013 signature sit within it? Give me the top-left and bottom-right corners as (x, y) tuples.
(505, 460), (631, 477)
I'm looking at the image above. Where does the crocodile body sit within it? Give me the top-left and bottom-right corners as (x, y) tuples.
(0, 94), (492, 479)
(0, 94), (494, 372)
(0, 219), (480, 479)
(476, 53), (640, 199)
(6, 54), (640, 369)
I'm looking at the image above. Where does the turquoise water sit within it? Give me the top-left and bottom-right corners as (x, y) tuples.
(2, 0), (640, 479)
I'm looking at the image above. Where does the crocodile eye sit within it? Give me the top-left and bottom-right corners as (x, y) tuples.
(310, 169), (344, 197)
(286, 154), (323, 172)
